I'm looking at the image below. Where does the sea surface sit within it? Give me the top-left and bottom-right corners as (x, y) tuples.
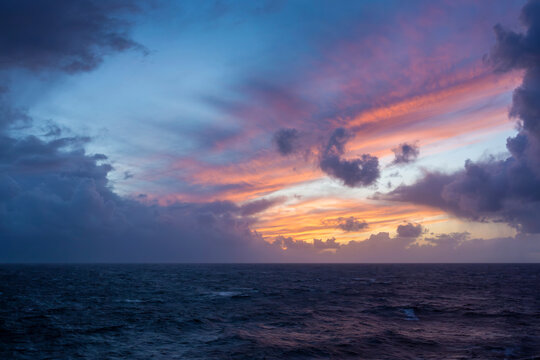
(1, 264), (539, 359)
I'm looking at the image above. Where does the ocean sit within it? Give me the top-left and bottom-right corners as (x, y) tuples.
(1, 264), (539, 359)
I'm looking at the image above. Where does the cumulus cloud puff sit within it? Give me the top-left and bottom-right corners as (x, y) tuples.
(273, 127), (381, 188)
(0, 132), (275, 262)
(396, 223), (423, 238)
(391, 143), (420, 165)
(273, 128), (300, 155)
(319, 128), (380, 187)
(386, 0), (540, 233)
(270, 224), (540, 263)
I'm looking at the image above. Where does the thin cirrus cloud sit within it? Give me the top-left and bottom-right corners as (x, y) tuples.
(323, 217), (369, 233)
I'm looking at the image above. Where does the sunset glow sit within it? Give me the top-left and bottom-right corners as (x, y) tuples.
(2, 0), (540, 263)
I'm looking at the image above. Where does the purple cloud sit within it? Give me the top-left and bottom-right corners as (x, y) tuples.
(396, 223), (423, 238)
(323, 217), (369, 232)
(384, 0), (540, 233)
(391, 143), (420, 165)
(269, 224), (540, 263)
(273, 128), (301, 155)
(319, 128), (380, 187)
(0, 0), (144, 73)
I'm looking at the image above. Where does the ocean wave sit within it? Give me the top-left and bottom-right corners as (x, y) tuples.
(1, 264), (539, 359)
(400, 308), (419, 321)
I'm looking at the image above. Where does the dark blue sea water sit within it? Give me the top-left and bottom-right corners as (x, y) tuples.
(1, 264), (539, 359)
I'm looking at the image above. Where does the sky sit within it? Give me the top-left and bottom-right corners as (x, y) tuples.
(1, 0), (540, 262)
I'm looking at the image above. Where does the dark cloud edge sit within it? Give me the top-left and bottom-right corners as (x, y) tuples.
(382, 0), (540, 235)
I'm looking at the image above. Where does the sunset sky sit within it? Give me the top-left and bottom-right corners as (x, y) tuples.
(2, 0), (540, 262)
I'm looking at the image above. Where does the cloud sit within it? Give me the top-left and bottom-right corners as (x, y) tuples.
(489, 0), (540, 140)
(396, 222), (422, 238)
(488, 0), (540, 72)
(0, 0), (276, 262)
(319, 128), (380, 187)
(272, 236), (340, 251)
(387, 155), (540, 233)
(123, 171), (134, 180)
(269, 224), (540, 263)
(1, 131), (537, 263)
(0, 99), (31, 132)
(0, 0), (144, 73)
(488, 0), (540, 138)
(273, 128), (300, 155)
(1, 0), (538, 263)
(384, 0), (540, 233)
(313, 237), (340, 250)
(391, 142), (419, 165)
(323, 216), (369, 232)
(239, 197), (284, 216)
(0, 132), (277, 262)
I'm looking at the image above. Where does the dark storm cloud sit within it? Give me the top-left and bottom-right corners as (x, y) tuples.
(490, 0), (540, 139)
(0, 0), (144, 73)
(489, 0), (540, 138)
(323, 216), (369, 232)
(385, 0), (540, 233)
(319, 128), (380, 187)
(0, 133), (274, 262)
(391, 143), (419, 165)
(0, 0), (275, 262)
(387, 156), (540, 232)
(489, 0), (540, 73)
(396, 223), (422, 238)
(273, 128), (300, 155)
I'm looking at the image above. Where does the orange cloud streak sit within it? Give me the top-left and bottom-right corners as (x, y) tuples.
(144, 69), (521, 242)
(255, 197), (445, 242)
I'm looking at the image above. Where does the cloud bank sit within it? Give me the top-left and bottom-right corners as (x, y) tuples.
(386, 0), (540, 234)
(0, 131), (274, 262)
(0, 0), (268, 262)
(270, 224), (540, 263)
